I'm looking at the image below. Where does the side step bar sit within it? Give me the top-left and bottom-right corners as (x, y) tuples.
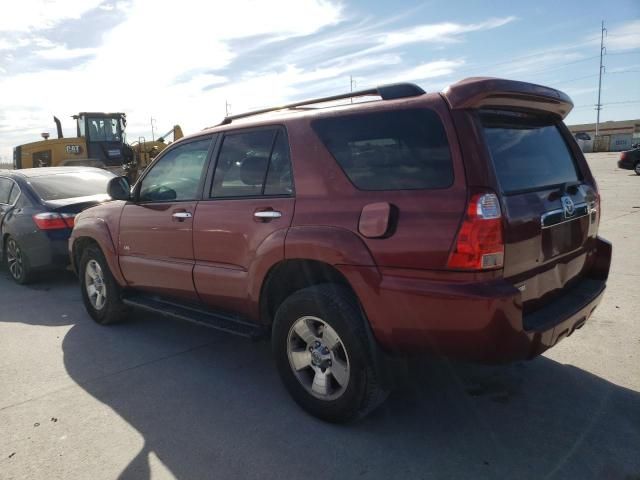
(122, 293), (268, 340)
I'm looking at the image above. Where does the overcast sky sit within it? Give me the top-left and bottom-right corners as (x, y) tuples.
(0, 0), (639, 163)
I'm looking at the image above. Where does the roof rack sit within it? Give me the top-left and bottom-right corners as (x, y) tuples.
(219, 82), (425, 125)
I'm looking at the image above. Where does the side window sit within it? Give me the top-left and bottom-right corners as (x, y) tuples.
(264, 131), (293, 195)
(139, 138), (212, 202)
(0, 178), (13, 204)
(211, 129), (292, 198)
(8, 183), (20, 204)
(313, 109), (453, 191)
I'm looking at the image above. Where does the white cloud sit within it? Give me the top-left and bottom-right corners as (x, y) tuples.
(381, 17), (516, 48)
(588, 19), (640, 52)
(36, 45), (98, 60)
(0, 0), (345, 157)
(0, 2), (515, 160)
(0, 0), (104, 31)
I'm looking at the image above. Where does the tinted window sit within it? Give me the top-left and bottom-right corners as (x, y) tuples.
(481, 112), (580, 194)
(139, 138), (211, 202)
(28, 170), (114, 201)
(212, 129), (292, 198)
(312, 109), (453, 190)
(0, 178), (12, 204)
(8, 184), (20, 204)
(264, 131), (293, 195)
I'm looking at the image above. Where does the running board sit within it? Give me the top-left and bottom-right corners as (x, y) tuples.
(122, 293), (267, 340)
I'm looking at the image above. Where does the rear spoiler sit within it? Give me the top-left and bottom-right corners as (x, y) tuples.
(441, 77), (573, 119)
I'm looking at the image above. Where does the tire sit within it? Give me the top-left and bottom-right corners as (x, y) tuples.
(4, 236), (33, 285)
(272, 283), (388, 423)
(634, 161), (640, 176)
(79, 245), (128, 325)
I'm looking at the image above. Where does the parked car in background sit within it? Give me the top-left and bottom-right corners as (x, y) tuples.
(69, 78), (611, 422)
(618, 148), (640, 175)
(1, 167), (114, 284)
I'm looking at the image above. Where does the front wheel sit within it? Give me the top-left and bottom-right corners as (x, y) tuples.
(79, 245), (128, 325)
(272, 284), (387, 423)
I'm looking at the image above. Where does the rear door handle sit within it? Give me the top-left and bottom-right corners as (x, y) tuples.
(172, 212), (193, 220)
(254, 210), (282, 219)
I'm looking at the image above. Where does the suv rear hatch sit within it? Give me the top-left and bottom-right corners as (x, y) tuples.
(444, 78), (601, 322)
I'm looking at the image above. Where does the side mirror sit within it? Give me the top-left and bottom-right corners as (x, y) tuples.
(107, 176), (131, 201)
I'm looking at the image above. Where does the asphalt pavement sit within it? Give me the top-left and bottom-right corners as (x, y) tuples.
(1, 152), (639, 480)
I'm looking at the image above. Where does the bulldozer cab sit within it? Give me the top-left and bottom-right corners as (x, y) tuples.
(74, 112), (129, 167)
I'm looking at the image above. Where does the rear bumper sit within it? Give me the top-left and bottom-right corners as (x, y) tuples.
(618, 158), (636, 170)
(17, 230), (71, 270)
(341, 236), (611, 363)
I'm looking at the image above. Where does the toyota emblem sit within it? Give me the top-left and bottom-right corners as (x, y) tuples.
(561, 195), (575, 218)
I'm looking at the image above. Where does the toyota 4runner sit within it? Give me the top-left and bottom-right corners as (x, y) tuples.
(69, 77), (611, 422)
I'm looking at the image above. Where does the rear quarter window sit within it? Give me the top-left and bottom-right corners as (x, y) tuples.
(480, 112), (580, 194)
(312, 109), (453, 190)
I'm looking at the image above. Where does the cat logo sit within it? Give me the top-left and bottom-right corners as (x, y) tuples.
(65, 145), (82, 155)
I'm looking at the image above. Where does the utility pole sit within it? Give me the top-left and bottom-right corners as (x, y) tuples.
(225, 100), (232, 116)
(596, 20), (606, 136)
(150, 117), (156, 141)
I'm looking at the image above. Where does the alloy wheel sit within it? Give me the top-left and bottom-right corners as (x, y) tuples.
(287, 316), (351, 400)
(6, 239), (23, 281)
(85, 259), (107, 310)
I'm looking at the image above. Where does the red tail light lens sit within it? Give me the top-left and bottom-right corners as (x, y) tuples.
(447, 192), (504, 270)
(32, 212), (75, 230)
(620, 152), (627, 160)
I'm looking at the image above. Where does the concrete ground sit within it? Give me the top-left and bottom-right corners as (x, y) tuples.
(1, 152), (639, 480)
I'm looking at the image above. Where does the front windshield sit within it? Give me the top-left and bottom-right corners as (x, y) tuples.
(87, 117), (121, 142)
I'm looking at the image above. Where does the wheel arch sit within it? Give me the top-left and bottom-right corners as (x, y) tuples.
(70, 220), (125, 286)
(259, 259), (357, 327)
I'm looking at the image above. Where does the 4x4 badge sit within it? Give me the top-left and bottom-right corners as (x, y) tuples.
(561, 195), (575, 218)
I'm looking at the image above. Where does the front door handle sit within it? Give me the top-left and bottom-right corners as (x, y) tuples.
(254, 210), (282, 220)
(172, 211), (193, 220)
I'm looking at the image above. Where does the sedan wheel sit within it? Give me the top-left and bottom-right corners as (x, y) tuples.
(635, 162), (640, 176)
(5, 237), (32, 284)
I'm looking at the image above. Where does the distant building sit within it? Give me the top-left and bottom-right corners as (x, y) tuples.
(568, 119), (640, 152)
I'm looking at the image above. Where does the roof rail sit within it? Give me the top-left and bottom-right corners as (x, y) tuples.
(219, 82), (425, 125)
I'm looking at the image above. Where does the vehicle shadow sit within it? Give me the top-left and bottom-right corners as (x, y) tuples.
(3, 271), (640, 480)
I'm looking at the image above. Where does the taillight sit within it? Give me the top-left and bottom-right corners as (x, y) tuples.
(620, 152), (627, 160)
(32, 212), (75, 230)
(447, 191), (504, 270)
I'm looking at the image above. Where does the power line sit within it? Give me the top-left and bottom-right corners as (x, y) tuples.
(607, 51), (640, 56)
(553, 68), (639, 87)
(523, 55), (600, 77)
(552, 73), (600, 85)
(573, 99), (640, 109)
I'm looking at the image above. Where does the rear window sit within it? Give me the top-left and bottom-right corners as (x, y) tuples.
(312, 109), (453, 190)
(480, 112), (580, 194)
(28, 170), (114, 201)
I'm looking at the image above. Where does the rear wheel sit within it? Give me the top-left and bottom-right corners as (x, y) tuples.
(79, 245), (128, 325)
(634, 161), (640, 175)
(4, 236), (33, 285)
(272, 284), (387, 423)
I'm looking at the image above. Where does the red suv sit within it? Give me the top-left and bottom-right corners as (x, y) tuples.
(69, 77), (611, 422)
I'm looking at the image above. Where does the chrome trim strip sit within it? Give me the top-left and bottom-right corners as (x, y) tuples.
(541, 202), (588, 229)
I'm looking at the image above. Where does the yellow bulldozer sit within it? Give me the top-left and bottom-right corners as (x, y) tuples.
(13, 112), (183, 179)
